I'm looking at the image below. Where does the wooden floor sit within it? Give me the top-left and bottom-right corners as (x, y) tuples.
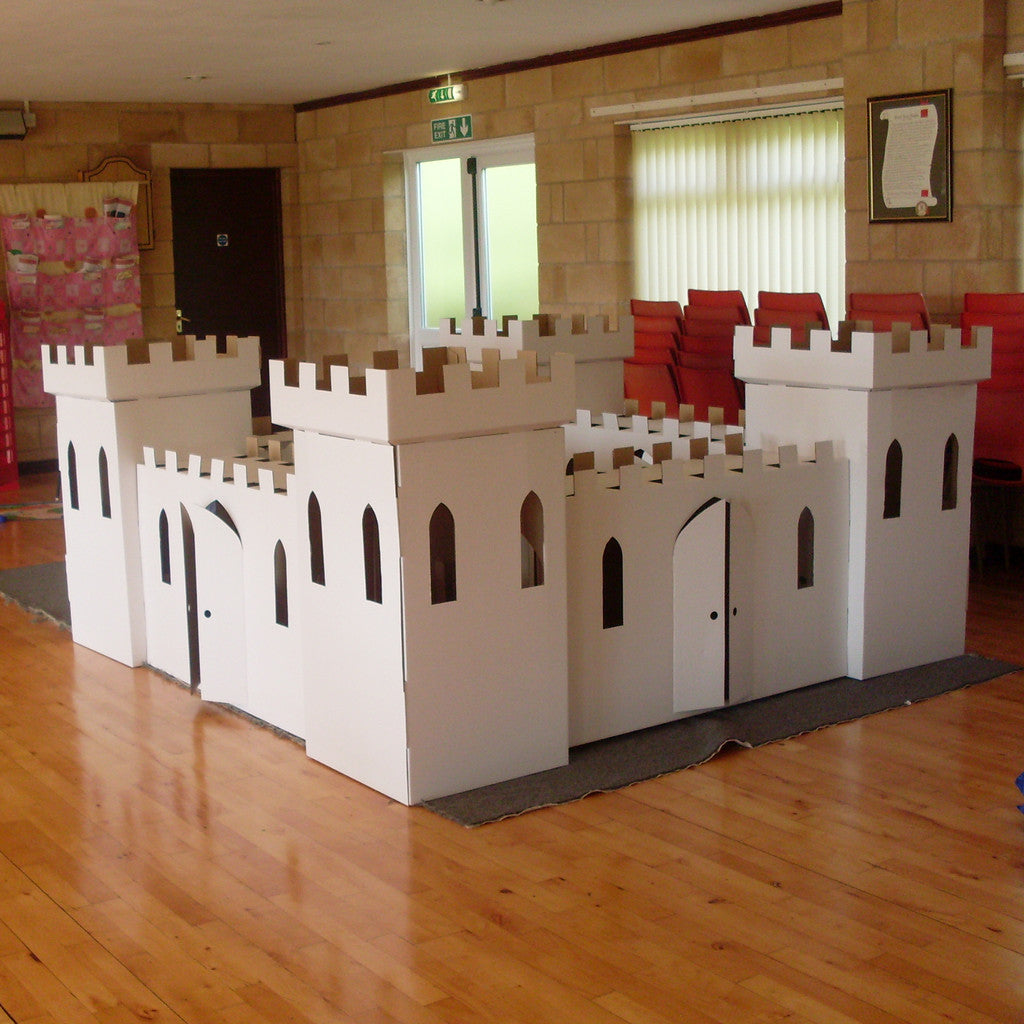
(1, 471), (1023, 1024)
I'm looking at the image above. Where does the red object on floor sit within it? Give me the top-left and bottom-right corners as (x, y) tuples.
(0, 299), (17, 492)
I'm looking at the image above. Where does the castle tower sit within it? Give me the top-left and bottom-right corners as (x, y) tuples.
(269, 346), (576, 804)
(735, 324), (991, 679)
(42, 337), (260, 666)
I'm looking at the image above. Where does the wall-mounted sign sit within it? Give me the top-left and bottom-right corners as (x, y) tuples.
(428, 84), (465, 104)
(432, 115), (473, 144)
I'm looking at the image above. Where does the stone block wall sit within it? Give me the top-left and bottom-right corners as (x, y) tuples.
(0, 101), (300, 463)
(295, 13), (843, 366)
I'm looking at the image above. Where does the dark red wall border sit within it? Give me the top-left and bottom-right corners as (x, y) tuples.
(294, 2), (841, 114)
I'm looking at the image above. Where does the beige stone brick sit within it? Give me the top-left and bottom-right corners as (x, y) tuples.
(351, 164), (382, 199)
(302, 202), (339, 236)
(845, 156), (869, 212)
(506, 67), (553, 108)
(723, 27), (791, 76)
(659, 39), (724, 87)
(266, 142), (298, 168)
(843, 0), (870, 54)
(604, 48), (659, 94)
(312, 105), (349, 137)
(564, 261), (624, 305)
(846, 258), (924, 295)
(464, 76), (505, 112)
(537, 139), (588, 184)
(539, 263), (567, 308)
(868, 222), (897, 260)
(789, 15), (843, 65)
(342, 265), (386, 297)
(843, 51), (923, 103)
(295, 110), (317, 142)
(898, 0), (983, 46)
(954, 92), (985, 152)
(383, 91), (423, 125)
(356, 232), (387, 266)
(181, 109), (240, 144)
(0, 144), (26, 179)
(319, 168), (353, 203)
(239, 107), (295, 144)
(337, 198), (375, 233)
(538, 223), (587, 264)
(300, 138), (338, 173)
(552, 59), (605, 100)
(148, 272), (177, 308)
(299, 171), (322, 205)
(845, 208), (870, 263)
(56, 106), (120, 144)
(118, 111), (182, 145)
(349, 98), (385, 130)
(535, 99), (584, 131)
(563, 178), (619, 223)
(210, 144), (267, 167)
(150, 143), (210, 168)
(896, 210), (983, 260)
(482, 107), (536, 138)
(24, 145), (90, 181)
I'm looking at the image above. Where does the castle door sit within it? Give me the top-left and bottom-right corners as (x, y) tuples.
(181, 503), (247, 708)
(672, 499), (753, 712)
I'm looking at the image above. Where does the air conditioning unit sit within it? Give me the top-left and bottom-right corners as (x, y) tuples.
(1004, 52), (1024, 80)
(0, 109), (28, 140)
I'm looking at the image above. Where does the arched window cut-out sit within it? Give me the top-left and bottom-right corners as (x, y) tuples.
(67, 442), (79, 510)
(797, 507), (815, 589)
(429, 503), (457, 604)
(98, 448), (111, 519)
(363, 505), (383, 604)
(602, 538), (624, 629)
(520, 492), (544, 588)
(883, 440), (903, 519)
(308, 493), (325, 586)
(942, 434), (959, 510)
(274, 540), (289, 626)
(159, 509), (171, 584)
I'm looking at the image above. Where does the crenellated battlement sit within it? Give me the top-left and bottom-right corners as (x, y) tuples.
(42, 335), (262, 401)
(563, 408), (743, 472)
(734, 323), (992, 391)
(566, 440), (836, 495)
(270, 345), (576, 445)
(142, 444), (293, 494)
(436, 313), (633, 367)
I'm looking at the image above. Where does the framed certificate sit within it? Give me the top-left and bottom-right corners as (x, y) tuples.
(868, 89), (952, 222)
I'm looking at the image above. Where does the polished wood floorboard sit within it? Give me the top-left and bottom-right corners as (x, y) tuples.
(0, 471), (1022, 1022)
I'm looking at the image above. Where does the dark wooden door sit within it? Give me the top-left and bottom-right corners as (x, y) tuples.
(170, 168), (286, 418)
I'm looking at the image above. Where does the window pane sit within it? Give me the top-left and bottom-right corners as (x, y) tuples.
(418, 158), (465, 328)
(483, 163), (538, 320)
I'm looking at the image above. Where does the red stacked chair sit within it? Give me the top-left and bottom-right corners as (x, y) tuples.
(753, 291), (830, 346)
(626, 299), (682, 417)
(960, 293), (1024, 566)
(847, 292), (930, 331)
(674, 289), (749, 423)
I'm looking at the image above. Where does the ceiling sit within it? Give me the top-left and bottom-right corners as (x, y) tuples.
(1, 0), (807, 108)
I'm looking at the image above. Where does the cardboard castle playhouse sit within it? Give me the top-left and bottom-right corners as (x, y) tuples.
(42, 315), (991, 804)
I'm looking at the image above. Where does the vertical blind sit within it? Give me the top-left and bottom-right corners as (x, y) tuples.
(633, 107), (845, 327)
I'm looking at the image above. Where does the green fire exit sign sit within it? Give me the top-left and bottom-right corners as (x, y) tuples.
(428, 84), (465, 104)
(432, 115), (473, 144)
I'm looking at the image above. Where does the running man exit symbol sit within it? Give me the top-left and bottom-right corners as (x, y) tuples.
(431, 115), (473, 144)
